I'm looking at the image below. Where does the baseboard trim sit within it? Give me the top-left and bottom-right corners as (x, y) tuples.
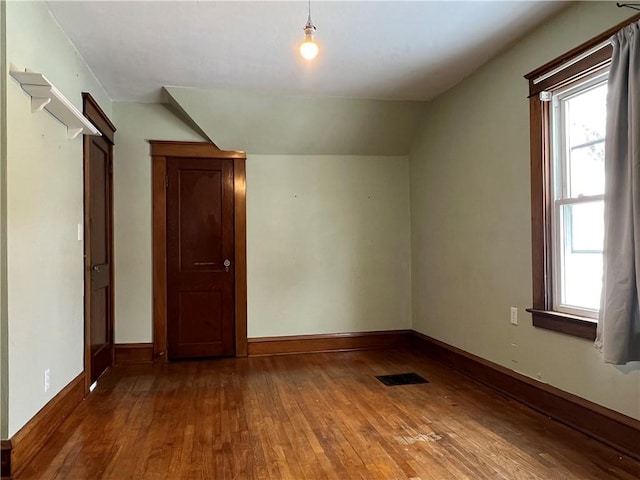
(248, 330), (412, 356)
(1, 440), (11, 479)
(9, 372), (85, 477)
(411, 331), (640, 461)
(3, 333), (636, 475)
(114, 343), (154, 365)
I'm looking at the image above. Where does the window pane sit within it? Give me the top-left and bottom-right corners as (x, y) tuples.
(569, 141), (605, 197)
(567, 201), (604, 252)
(552, 76), (607, 317)
(559, 202), (603, 311)
(566, 82), (607, 147)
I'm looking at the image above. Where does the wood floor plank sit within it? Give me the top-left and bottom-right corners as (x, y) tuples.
(14, 348), (640, 480)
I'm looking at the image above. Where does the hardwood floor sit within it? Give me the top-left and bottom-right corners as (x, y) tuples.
(15, 348), (640, 479)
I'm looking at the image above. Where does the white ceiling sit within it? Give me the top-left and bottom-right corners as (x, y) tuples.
(46, 1), (567, 103)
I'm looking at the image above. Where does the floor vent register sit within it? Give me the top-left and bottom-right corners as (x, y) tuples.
(376, 372), (429, 386)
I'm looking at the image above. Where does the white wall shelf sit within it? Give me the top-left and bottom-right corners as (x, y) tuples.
(9, 70), (101, 139)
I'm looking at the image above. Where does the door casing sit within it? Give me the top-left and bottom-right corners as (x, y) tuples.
(150, 141), (248, 359)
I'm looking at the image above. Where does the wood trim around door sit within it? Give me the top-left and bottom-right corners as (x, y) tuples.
(150, 141), (248, 359)
(233, 157), (248, 357)
(82, 93), (116, 393)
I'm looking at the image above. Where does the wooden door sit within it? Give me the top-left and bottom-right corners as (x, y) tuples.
(83, 93), (116, 387)
(166, 157), (235, 359)
(88, 136), (112, 382)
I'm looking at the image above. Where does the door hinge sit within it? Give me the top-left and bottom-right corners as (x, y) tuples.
(165, 175), (168, 188)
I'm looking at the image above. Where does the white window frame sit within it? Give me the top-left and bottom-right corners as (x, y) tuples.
(550, 72), (607, 320)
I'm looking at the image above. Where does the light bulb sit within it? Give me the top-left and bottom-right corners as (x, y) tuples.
(300, 15), (318, 60)
(300, 35), (319, 60)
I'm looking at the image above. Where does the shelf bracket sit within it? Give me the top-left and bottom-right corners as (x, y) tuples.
(67, 127), (84, 140)
(31, 97), (51, 113)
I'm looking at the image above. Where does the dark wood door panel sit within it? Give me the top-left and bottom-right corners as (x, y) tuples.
(167, 157), (235, 359)
(177, 169), (224, 271)
(88, 133), (113, 384)
(91, 266), (109, 289)
(83, 93), (116, 390)
(179, 291), (223, 344)
(90, 288), (108, 346)
(89, 140), (108, 265)
(171, 290), (233, 357)
(90, 286), (110, 378)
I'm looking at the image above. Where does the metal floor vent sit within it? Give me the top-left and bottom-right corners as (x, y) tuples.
(376, 372), (428, 386)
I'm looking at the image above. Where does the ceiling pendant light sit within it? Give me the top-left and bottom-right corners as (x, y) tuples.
(299, 0), (319, 60)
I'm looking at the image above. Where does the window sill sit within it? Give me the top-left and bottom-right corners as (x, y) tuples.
(526, 309), (597, 341)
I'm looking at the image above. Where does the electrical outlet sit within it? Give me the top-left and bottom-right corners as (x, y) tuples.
(44, 369), (50, 392)
(510, 307), (518, 325)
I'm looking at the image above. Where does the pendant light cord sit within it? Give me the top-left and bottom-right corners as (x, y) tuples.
(617, 2), (640, 10)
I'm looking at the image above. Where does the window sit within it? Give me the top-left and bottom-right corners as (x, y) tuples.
(550, 74), (607, 319)
(522, 17), (639, 340)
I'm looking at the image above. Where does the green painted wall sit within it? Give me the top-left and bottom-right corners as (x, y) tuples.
(409, 1), (640, 420)
(5, 1), (111, 436)
(246, 154), (411, 337)
(112, 102), (412, 342)
(0, 0), (9, 441)
(112, 102), (206, 343)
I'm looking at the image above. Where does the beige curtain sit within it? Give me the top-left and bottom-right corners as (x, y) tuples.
(596, 21), (640, 364)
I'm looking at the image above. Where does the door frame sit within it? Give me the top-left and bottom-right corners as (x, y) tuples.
(82, 93), (117, 393)
(150, 141), (248, 359)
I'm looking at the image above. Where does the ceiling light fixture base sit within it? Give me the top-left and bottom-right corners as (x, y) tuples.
(299, 1), (319, 60)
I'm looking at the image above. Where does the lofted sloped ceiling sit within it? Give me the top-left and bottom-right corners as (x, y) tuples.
(46, 1), (567, 103)
(164, 86), (427, 154)
(46, 1), (569, 154)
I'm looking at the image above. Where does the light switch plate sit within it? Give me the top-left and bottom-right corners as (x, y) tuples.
(510, 307), (518, 325)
